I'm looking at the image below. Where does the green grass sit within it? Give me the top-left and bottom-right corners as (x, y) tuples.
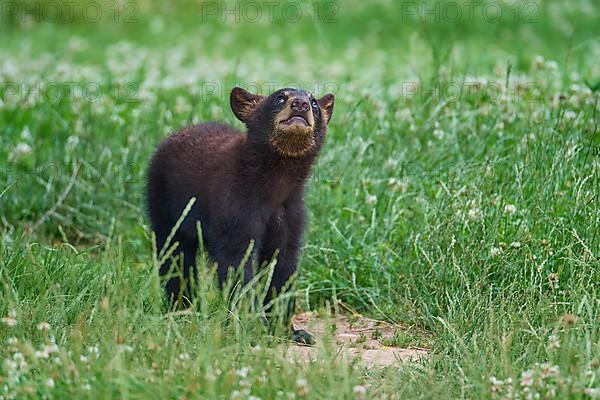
(1, 0), (599, 398)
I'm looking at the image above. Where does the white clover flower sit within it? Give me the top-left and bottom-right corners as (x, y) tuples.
(490, 376), (503, 386)
(433, 128), (445, 140)
(2, 317), (17, 327)
(205, 372), (216, 382)
(570, 83), (583, 93)
(366, 195), (377, 206)
(490, 376), (503, 395)
(240, 379), (252, 388)
(68, 36), (86, 52)
(45, 378), (55, 388)
(520, 370), (534, 387)
(388, 178), (408, 193)
(540, 363), (559, 378)
(230, 390), (243, 400)
(118, 345), (134, 353)
(510, 241), (522, 249)
(547, 334), (560, 349)
(251, 344), (261, 352)
(66, 136), (80, 151)
(44, 343), (59, 354)
(174, 96), (192, 114)
(467, 208), (480, 220)
(353, 385), (367, 399)
(504, 204), (517, 215)
(546, 61), (558, 71)
(15, 356), (27, 369)
(34, 350), (49, 359)
(296, 377), (309, 396)
(110, 114), (125, 126)
(490, 247), (502, 257)
(533, 55), (545, 69)
(548, 273), (559, 290)
(11, 143), (32, 159)
(37, 322), (51, 331)
(395, 108), (413, 123)
(236, 367), (249, 378)
(80, 355), (89, 363)
(564, 111), (577, 121)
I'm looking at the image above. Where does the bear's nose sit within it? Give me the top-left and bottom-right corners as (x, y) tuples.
(291, 96), (310, 113)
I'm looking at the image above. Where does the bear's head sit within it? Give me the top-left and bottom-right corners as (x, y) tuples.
(230, 87), (334, 157)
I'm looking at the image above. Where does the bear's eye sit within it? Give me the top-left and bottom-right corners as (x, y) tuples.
(275, 95), (287, 105)
(310, 99), (318, 109)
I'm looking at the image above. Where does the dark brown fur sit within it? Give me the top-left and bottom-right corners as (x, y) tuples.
(146, 87), (334, 342)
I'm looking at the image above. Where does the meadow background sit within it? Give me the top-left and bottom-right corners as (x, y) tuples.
(1, 0), (599, 398)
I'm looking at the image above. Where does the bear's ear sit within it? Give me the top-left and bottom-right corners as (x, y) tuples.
(230, 87), (264, 123)
(318, 93), (335, 124)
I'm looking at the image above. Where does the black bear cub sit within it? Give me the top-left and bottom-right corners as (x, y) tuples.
(146, 87), (334, 344)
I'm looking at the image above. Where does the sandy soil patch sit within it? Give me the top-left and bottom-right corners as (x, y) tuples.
(285, 312), (429, 368)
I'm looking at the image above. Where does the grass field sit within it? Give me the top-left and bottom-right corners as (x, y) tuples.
(1, 0), (599, 398)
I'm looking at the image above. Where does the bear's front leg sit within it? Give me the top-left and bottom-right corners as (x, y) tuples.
(204, 216), (263, 290)
(259, 193), (313, 345)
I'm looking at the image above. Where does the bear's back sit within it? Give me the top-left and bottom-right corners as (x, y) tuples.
(146, 122), (245, 233)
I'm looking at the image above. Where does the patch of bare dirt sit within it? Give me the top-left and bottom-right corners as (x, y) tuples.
(285, 312), (429, 368)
